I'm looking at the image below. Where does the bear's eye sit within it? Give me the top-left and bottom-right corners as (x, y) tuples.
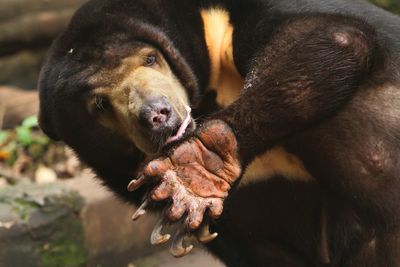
(145, 55), (157, 66)
(94, 95), (110, 111)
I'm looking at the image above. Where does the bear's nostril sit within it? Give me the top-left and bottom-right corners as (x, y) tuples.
(160, 108), (170, 116)
(152, 114), (166, 123)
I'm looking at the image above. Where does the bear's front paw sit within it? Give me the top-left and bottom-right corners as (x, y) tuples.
(127, 120), (241, 257)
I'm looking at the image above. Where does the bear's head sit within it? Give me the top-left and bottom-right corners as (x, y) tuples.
(39, 2), (206, 154)
(37, 0), (209, 191)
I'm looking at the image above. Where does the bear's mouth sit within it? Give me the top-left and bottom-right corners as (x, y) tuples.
(165, 105), (192, 145)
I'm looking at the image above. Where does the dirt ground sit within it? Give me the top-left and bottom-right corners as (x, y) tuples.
(132, 249), (224, 267)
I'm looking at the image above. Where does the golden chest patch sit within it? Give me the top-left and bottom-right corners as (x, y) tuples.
(200, 8), (243, 108)
(240, 147), (314, 186)
(200, 8), (313, 184)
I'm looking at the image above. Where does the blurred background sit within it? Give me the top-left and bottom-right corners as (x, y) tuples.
(0, 1), (398, 266)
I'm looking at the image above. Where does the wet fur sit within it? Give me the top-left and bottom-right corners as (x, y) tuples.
(38, 0), (400, 266)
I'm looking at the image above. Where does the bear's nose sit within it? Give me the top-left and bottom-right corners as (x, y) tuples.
(139, 97), (176, 131)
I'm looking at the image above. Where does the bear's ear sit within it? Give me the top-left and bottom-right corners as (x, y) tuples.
(38, 110), (60, 141)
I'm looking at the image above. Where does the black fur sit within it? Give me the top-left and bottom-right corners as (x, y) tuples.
(38, 0), (400, 266)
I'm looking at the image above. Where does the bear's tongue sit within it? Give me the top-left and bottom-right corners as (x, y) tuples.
(166, 105), (192, 145)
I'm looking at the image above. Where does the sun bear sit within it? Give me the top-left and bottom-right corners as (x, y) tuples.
(38, 0), (400, 266)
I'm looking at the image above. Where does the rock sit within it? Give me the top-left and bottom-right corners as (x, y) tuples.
(0, 182), (86, 267)
(0, 51), (45, 89)
(0, 177), (8, 188)
(61, 174), (161, 267)
(0, 86), (39, 128)
(35, 165), (57, 184)
(0, 0), (87, 22)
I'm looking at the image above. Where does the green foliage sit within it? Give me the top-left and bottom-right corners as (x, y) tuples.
(0, 131), (9, 144)
(16, 125), (33, 146)
(369, 0), (400, 15)
(22, 116), (39, 128)
(0, 116), (50, 165)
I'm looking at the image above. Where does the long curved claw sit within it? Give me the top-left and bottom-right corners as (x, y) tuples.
(132, 200), (148, 221)
(127, 175), (146, 191)
(150, 217), (171, 245)
(170, 229), (193, 258)
(197, 223), (218, 244)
